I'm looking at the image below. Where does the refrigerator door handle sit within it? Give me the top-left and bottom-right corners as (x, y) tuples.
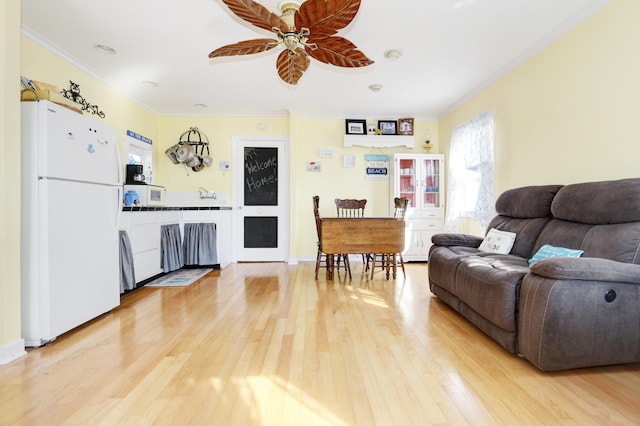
(113, 135), (123, 185)
(115, 186), (123, 231)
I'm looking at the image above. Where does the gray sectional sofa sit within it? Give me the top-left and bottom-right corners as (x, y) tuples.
(428, 178), (640, 371)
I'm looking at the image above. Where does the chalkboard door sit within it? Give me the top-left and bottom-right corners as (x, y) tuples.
(234, 137), (289, 261)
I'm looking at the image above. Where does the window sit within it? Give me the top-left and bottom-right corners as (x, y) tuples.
(445, 111), (495, 232)
(126, 134), (154, 184)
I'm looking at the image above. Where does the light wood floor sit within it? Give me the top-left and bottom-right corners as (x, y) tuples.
(1, 262), (639, 425)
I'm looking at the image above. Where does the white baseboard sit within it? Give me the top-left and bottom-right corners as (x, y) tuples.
(0, 339), (27, 365)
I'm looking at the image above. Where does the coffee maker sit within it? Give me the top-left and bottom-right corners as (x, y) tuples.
(125, 164), (146, 184)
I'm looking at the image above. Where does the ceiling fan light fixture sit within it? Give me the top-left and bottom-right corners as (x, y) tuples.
(210, 0), (374, 85)
(384, 49), (403, 60)
(278, 1), (303, 14)
(368, 84), (383, 93)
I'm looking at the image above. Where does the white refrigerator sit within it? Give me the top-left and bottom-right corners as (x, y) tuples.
(21, 100), (122, 347)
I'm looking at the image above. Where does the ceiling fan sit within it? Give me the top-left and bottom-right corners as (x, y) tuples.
(209, 0), (374, 85)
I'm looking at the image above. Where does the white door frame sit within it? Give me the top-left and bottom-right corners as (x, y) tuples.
(232, 136), (290, 262)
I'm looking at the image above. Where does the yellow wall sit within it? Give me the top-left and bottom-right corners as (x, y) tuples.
(291, 117), (438, 258)
(156, 116), (290, 192)
(1, 0), (22, 355)
(21, 38), (159, 152)
(439, 0), (640, 203)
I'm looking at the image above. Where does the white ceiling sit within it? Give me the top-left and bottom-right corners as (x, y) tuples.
(21, 0), (610, 118)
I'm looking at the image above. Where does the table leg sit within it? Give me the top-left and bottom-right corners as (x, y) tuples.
(327, 253), (334, 280)
(385, 254), (391, 279)
(391, 254), (397, 279)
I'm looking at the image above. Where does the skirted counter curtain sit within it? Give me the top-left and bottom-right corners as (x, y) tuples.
(183, 223), (218, 266)
(160, 223), (218, 271)
(161, 224), (184, 273)
(119, 230), (135, 293)
(445, 111), (496, 232)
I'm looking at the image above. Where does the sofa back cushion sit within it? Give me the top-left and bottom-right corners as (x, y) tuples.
(534, 178), (640, 264)
(487, 185), (563, 258)
(551, 178), (640, 224)
(495, 185), (563, 218)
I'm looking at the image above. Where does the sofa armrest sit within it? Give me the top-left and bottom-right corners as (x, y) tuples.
(529, 257), (640, 284)
(431, 233), (483, 248)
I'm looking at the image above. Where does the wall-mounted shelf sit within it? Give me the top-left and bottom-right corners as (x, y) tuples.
(344, 134), (415, 149)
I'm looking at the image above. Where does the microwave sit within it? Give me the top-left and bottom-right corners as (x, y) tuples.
(123, 184), (166, 207)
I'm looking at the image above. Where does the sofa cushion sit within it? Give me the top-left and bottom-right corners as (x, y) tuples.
(495, 184), (563, 218)
(428, 246), (480, 295)
(529, 244), (583, 264)
(552, 178), (640, 224)
(454, 254), (530, 332)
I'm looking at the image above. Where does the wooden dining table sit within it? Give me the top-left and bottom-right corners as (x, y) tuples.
(320, 217), (405, 279)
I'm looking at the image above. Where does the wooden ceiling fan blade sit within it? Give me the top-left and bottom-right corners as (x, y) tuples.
(307, 36), (373, 67)
(296, 0), (361, 40)
(222, 0), (288, 33)
(276, 49), (310, 85)
(209, 38), (279, 58)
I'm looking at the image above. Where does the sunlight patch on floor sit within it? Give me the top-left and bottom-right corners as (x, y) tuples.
(223, 375), (349, 425)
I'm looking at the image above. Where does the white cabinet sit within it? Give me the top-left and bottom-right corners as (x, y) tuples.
(120, 212), (163, 283)
(393, 154), (445, 261)
(120, 211), (182, 284)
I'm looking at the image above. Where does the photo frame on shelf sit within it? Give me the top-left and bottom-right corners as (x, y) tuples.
(398, 117), (414, 135)
(378, 120), (397, 135)
(345, 119), (367, 135)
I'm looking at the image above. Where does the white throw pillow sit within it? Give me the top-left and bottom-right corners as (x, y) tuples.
(478, 228), (517, 254)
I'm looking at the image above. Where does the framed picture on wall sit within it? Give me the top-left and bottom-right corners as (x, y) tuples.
(378, 120), (397, 135)
(398, 117), (414, 135)
(345, 119), (367, 135)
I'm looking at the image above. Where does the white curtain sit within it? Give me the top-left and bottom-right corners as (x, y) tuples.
(445, 111), (495, 232)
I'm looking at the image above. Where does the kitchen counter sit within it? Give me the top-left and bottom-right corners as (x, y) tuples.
(122, 206), (232, 212)
(120, 208), (233, 284)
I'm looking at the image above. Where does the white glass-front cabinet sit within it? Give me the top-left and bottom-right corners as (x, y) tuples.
(393, 153), (445, 261)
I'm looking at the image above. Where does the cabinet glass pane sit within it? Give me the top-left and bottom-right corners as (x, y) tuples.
(422, 158), (441, 208)
(398, 158), (417, 208)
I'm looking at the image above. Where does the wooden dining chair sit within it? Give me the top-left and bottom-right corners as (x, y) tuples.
(334, 198), (367, 218)
(313, 196), (350, 279)
(334, 198), (367, 271)
(368, 197), (408, 279)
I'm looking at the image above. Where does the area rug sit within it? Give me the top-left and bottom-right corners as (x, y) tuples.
(145, 268), (212, 287)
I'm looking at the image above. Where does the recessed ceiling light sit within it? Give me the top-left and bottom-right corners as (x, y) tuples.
(94, 44), (116, 55)
(141, 80), (159, 88)
(194, 103), (208, 109)
(383, 49), (402, 60)
(368, 84), (383, 93)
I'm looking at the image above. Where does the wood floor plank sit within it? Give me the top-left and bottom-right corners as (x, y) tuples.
(1, 262), (639, 425)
